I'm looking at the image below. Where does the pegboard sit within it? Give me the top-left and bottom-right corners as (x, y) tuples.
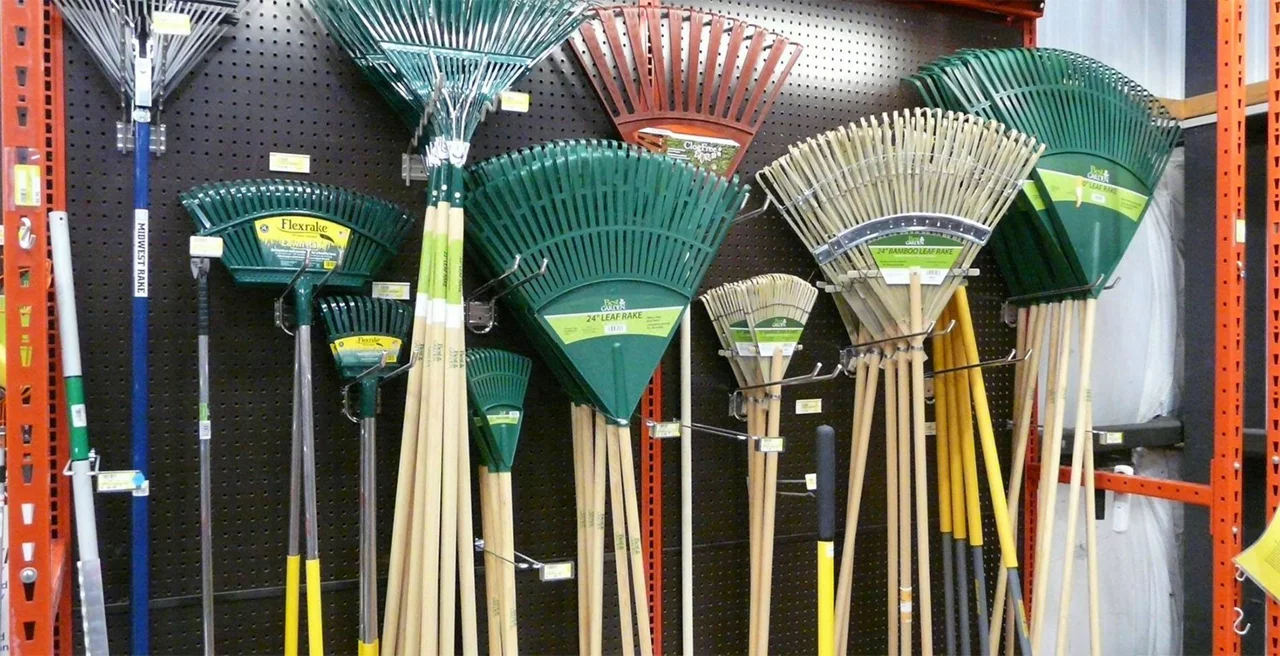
(58, 0), (1019, 653)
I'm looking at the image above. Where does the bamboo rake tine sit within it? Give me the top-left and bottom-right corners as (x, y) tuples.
(458, 393), (480, 656)
(1031, 300), (1075, 648)
(606, 424), (637, 656)
(1054, 297), (1097, 656)
(834, 335), (870, 656)
(884, 345), (900, 656)
(756, 349), (784, 656)
(895, 346), (912, 656)
(383, 205), (435, 654)
(1084, 391), (1102, 656)
(591, 411), (609, 656)
(908, 272), (933, 656)
(439, 212), (466, 656)
(618, 424), (655, 656)
(480, 468), (503, 656)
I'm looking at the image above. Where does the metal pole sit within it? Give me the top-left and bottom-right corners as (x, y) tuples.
(51, 211), (110, 655)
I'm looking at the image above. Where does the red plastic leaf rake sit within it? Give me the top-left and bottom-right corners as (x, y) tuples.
(571, 4), (803, 176)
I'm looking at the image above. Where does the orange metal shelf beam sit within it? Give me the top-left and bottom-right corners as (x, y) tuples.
(1, 0), (72, 653)
(1214, 0), (1247, 653)
(1054, 468), (1212, 507)
(1266, 0), (1280, 653)
(640, 366), (663, 656)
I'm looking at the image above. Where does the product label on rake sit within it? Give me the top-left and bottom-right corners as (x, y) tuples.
(1034, 168), (1149, 222)
(637, 127), (741, 176)
(485, 410), (521, 426)
(330, 335), (402, 369)
(730, 317), (806, 357)
(867, 234), (963, 285)
(544, 305), (684, 345)
(253, 216), (351, 270)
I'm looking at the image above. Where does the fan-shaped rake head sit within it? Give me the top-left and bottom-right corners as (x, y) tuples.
(55, 0), (241, 109)
(466, 139), (750, 422)
(319, 296), (413, 380)
(571, 4), (802, 176)
(757, 108), (1043, 338)
(181, 179), (414, 290)
(907, 47), (1181, 299)
(308, 0), (591, 158)
(466, 348), (533, 473)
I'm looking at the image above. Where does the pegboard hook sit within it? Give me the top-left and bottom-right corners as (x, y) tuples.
(1002, 274), (1118, 308)
(733, 194), (772, 225)
(736, 362), (844, 392)
(838, 320), (950, 370)
(926, 347), (1029, 379)
(465, 255), (550, 334)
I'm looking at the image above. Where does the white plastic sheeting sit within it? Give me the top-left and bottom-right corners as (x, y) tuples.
(1038, 0), (1185, 99)
(1035, 449), (1184, 655)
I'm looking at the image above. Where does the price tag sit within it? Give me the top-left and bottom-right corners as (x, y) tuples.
(500, 91), (531, 113)
(795, 398), (822, 415)
(804, 473), (817, 491)
(650, 421), (681, 439)
(925, 421), (936, 437)
(757, 437), (786, 454)
(189, 235), (224, 258)
(97, 471), (142, 494)
(539, 561), (574, 582)
(152, 11), (192, 35)
(269, 152), (312, 174)
(12, 164), (40, 207)
(372, 281), (412, 301)
(1099, 431), (1124, 446)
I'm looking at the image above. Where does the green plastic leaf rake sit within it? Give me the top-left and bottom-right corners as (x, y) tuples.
(907, 48), (1181, 300)
(309, 0), (591, 164)
(465, 139), (750, 423)
(182, 179), (414, 294)
(319, 296), (414, 385)
(465, 349), (532, 474)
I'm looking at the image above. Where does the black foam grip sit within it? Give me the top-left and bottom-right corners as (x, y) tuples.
(816, 424), (836, 541)
(197, 273), (210, 336)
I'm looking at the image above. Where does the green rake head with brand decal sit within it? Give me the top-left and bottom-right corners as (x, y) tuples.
(319, 295), (414, 415)
(318, 295), (412, 656)
(182, 179), (414, 309)
(465, 139), (749, 424)
(907, 48), (1181, 300)
(466, 349), (532, 474)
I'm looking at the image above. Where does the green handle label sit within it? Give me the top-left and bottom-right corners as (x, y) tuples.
(254, 216), (350, 270)
(1035, 168), (1149, 222)
(868, 234), (963, 285)
(330, 335), (402, 369)
(485, 410), (521, 426)
(545, 305), (684, 345)
(730, 317), (806, 356)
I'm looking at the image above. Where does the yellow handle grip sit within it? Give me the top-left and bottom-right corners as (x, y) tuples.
(955, 286), (1019, 567)
(358, 639), (379, 656)
(817, 542), (835, 656)
(306, 558), (326, 656)
(285, 555), (301, 656)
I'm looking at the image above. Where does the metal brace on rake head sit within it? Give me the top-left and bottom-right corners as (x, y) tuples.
(273, 249), (345, 335)
(340, 346), (421, 422)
